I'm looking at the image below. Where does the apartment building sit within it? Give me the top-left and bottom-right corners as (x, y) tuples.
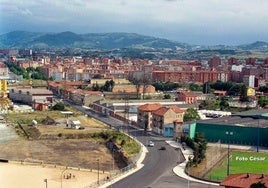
(137, 103), (162, 131)
(152, 70), (228, 83)
(0, 62), (8, 76)
(151, 105), (185, 136)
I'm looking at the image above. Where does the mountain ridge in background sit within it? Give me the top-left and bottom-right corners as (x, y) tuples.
(0, 31), (268, 52)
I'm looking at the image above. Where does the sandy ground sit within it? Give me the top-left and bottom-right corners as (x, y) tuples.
(0, 162), (109, 188)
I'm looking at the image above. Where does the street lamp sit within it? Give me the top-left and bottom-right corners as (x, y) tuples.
(44, 179), (48, 188)
(97, 159), (100, 185)
(61, 168), (68, 188)
(187, 165), (190, 188)
(225, 131), (233, 176)
(257, 115), (260, 152)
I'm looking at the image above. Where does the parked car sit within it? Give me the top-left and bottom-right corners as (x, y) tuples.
(148, 141), (155, 147)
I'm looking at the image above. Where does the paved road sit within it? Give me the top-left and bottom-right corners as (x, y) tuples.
(109, 133), (220, 188)
(72, 104), (220, 188)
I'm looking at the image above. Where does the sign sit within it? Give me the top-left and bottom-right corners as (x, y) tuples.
(235, 156), (265, 161)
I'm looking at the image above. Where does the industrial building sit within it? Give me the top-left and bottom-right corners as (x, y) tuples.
(189, 109), (268, 147)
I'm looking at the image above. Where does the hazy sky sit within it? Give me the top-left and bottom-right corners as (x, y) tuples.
(1, 0), (268, 45)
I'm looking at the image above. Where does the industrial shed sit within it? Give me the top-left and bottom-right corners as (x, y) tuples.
(189, 109), (268, 147)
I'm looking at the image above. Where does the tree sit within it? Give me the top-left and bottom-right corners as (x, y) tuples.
(228, 84), (242, 96)
(250, 181), (267, 188)
(92, 82), (100, 91)
(240, 84), (249, 102)
(101, 80), (115, 92)
(163, 94), (171, 99)
(259, 86), (268, 93)
(220, 97), (229, 110)
(199, 100), (220, 110)
(203, 82), (212, 94)
(52, 102), (65, 111)
(132, 77), (142, 99)
(189, 83), (202, 91)
(258, 96), (268, 107)
(183, 108), (200, 122)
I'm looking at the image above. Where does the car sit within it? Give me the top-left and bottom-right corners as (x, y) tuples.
(159, 146), (166, 150)
(148, 141), (154, 147)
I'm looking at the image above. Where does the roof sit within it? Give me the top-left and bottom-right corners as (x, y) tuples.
(197, 116), (268, 128)
(233, 109), (268, 119)
(179, 91), (197, 97)
(220, 173), (268, 188)
(169, 105), (185, 113)
(10, 87), (53, 95)
(153, 106), (185, 116)
(153, 106), (169, 116)
(138, 103), (162, 112)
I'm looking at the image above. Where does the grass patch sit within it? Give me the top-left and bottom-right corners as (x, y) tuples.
(91, 130), (141, 157)
(206, 150), (268, 181)
(7, 109), (82, 124)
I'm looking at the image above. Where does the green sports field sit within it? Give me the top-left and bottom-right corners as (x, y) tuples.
(205, 150), (268, 181)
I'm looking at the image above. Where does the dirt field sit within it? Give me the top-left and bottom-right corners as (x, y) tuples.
(0, 162), (109, 188)
(0, 112), (128, 188)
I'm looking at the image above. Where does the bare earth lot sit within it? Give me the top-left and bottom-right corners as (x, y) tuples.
(0, 162), (109, 188)
(0, 111), (126, 188)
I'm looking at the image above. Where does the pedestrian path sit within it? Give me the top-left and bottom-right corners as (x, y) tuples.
(166, 140), (220, 186)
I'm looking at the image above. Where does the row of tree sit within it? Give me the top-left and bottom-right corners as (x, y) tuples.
(92, 80), (115, 92)
(181, 133), (207, 167)
(5, 62), (50, 80)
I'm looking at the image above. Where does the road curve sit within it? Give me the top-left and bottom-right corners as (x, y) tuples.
(72, 104), (221, 188)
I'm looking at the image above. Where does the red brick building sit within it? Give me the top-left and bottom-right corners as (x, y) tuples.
(228, 57), (239, 66)
(152, 70), (228, 83)
(176, 91), (197, 104)
(209, 57), (221, 68)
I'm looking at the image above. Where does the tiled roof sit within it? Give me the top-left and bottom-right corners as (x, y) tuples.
(153, 105), (185, 116)
(138, 103), (162, 112)
(169, 105), (185, 113)
(173, 119), (183, 123)
(153, 107), (169, 116)
(181, 91), (197, 97)
(220, 173), (268, 188)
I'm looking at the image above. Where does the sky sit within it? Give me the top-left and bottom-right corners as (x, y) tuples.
(1, 0), (268, 45)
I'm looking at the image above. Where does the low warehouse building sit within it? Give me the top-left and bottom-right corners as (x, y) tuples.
(189, 109), (268, 147)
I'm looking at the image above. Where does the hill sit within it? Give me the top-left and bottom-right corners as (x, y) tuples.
(0, 31), (191, 50)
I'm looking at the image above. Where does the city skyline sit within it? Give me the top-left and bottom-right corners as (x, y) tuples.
(1, 0), (268, 45)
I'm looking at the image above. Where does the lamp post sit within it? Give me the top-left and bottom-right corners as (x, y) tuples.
(225, 131), (233, 176)
(44, 179), (47, 188)
(187, 165), (190, 188)
(61, 167), (68, 188)
(257, 115), (260, 152)
(97, 159), (100, 185)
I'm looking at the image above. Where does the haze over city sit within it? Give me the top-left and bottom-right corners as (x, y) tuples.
(1, 0), (268, 45)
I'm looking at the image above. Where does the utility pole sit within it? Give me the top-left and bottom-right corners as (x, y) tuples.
(225, 131), (233, 176)
(97, 159), (100, 185)
(124, 93), (129, 134)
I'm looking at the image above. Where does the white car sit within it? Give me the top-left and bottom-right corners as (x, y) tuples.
(148, 141), (154, 147)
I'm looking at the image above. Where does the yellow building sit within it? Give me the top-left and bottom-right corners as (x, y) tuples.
(0, 79), (7, 92)
(247, 87), (255, 96)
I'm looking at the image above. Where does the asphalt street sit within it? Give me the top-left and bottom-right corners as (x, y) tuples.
(72, 104), (220, 188)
